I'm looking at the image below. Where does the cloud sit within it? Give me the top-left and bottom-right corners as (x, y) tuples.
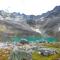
(0, 0), (60, 15)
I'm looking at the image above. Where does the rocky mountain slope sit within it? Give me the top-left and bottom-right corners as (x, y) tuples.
(37, 6), (60, 40)
(0, 6), (60, 40)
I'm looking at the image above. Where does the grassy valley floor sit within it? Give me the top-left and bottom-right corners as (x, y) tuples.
(32, 42), (60, 60)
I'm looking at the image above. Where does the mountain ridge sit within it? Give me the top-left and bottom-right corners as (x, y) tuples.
(0, 6), (60, 40)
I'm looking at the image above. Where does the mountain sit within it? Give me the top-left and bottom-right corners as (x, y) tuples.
(38, 6), (60, 41)
(0, 10), (41, 40)
(0, 6), (60, 41)
(43, 6), (60, 31)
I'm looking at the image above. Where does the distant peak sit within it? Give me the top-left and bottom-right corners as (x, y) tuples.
(53, 6), (60, 11)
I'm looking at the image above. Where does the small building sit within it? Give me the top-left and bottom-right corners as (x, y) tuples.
(20, 39), (29, 45)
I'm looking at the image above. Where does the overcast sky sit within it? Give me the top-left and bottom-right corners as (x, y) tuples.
(0, 0), (60, 15)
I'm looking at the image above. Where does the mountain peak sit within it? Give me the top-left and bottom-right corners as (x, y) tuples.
(53, 6), (60, 11)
